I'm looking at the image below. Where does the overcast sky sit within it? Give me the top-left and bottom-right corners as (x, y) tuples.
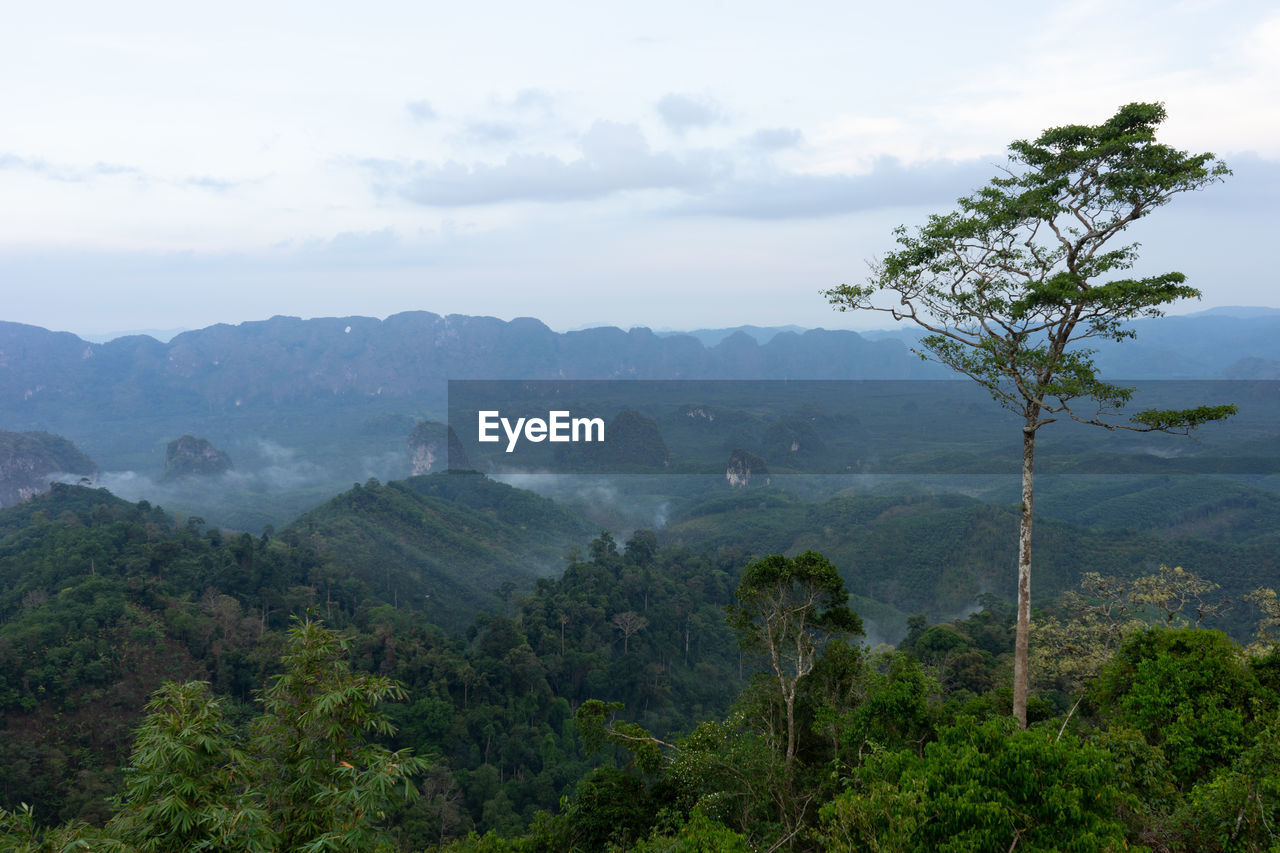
(3, 0), (1278, 338)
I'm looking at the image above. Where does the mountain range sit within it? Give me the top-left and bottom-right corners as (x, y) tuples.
(2, 309), (1279, 528)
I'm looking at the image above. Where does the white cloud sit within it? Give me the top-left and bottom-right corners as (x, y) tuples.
(655, 93), (725, 134)
(506, 88), (557, 113)
(461, 121), (522, 145)
(674, 157), (997, 219)
(371, 121), (725, 205)
(746, 128), (803, 151)
(406, 99), (438, 122)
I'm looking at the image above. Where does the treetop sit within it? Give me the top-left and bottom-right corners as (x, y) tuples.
(824, 101), (1235, 434)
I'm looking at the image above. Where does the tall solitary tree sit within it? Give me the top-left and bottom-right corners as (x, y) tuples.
(824, 102), (1235, 727)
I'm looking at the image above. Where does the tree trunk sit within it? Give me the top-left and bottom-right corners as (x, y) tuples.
(784, 682), (797, 766)
(1012, 414), (1037, 728)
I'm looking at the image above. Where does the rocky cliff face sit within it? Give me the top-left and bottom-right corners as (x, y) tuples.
(407, 421), (470, 474)
(726, 449), (770, 488)
(0, 430), (98, 506)
(163, 435), (233, 480)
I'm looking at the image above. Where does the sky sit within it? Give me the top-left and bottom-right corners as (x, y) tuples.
(2, 0), (1278, 338)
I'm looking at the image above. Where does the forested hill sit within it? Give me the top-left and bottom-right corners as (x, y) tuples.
(661, 478), (1280, 640)
(0, 480), (744, 842)
(287, 474), (596, 631)
(0, 483), (343, 822)
(3, 479), (1279, 851)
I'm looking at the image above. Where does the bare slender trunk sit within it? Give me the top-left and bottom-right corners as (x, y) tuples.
(1012, 414), (1036, 728)
(784, 683), (796, 766)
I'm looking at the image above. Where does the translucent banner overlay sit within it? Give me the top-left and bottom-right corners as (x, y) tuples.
(441, 380), (1278, 476)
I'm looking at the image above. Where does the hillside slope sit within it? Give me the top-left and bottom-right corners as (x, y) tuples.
(288, 473), (597, 630)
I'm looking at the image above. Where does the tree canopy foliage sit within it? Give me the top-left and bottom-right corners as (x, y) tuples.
(727, 551), (862, 765)
(3, 470), (1280, 850)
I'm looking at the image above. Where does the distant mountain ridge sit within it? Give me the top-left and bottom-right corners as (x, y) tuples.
(652, 324), (810, 346)
(7, 309), (1280, 416)
(4, 309), (1279, 529)
(0, 313), (945, 417)
(856, 311), (1280, 379)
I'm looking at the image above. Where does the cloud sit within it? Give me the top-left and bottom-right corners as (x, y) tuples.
(747, 127), (803, 151)
(508, 88), (555, 112)
(317, 228), (401, 256)
(90, 162), (142, 178)
(674, 156), (1000, 219)
(0, 153), (140, 183)
(184, 175), (238, 192)
(462, 120), (521, 144)
(406, 99), (438, 121)
(282, 228), (453, 270)
(656, 93), (724, 134)
(363, 128), (1280, 221)
(369, 121), (724, 206)
(0, 153), (51, 173)
(90, 438), (332, 508)
(672, 149), (1280, 220)
(2, 152), (243, 191)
